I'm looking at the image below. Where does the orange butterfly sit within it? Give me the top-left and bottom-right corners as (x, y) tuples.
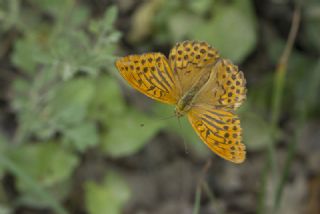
(115, 41), (247, 163)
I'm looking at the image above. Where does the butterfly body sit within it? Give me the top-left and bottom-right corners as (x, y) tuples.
(175, 63), (216, 117)
(115, 41), (247, 163)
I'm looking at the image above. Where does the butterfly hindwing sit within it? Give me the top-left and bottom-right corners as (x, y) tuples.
(188, 105), (246, 163)
(195, 59), (247, 110)
(115, 53), (179, 104)
(169, 41), (220, 94)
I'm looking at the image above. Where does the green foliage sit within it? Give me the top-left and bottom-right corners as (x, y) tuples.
(89, 76), (126, 122)
(130, 0), (256, 62)
(1, 0), (168, 212)
(241, 110), (273, 151)
(63, 122), (99, 152)
(88, 75), (164, 157)
(302, 0), (320, 54)
(191, 0), (257, 62)
(0, 142), (68, 214)
(8, 142), (78, 207)
(0, 1), (144, 212)
(101, 109), (164, 157)
(0, 0), (20, 31)
(85, 172), (131, 214)
(9, 2), (120, 148)
(1, 0), (320, 213)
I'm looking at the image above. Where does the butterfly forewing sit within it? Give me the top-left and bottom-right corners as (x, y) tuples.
(188, 105), (246, 163)
(115, 53), (180, 104)
(169, 41), (220, 94)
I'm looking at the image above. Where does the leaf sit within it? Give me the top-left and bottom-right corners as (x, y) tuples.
(302, 0), (320, 54)
(0, 205), (10, 214)
(63, 122), (99, 152)
(89, 76), (126, 123)
(51, 31), (92, 80)
(0, 151), (67, 213)
(89, 5), (118, 35)
(241, 112), (273, 151)
(168, 12), (203, 42)
(46, 78), (95, 127)
(29, 0), (74, 18)
(8, 142), (79, 207)
(88, 5), (121, 68)
(188, 0), (213, 15)
(192, 0), (257, 62)
(11, 35), (49, 74)
(101, 110), (163, 157)
(9, 142), (79, 187)
(85, 171), (131, 214)
(17, 77), (96, 142)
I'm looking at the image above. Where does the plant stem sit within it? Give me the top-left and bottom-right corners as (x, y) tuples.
(258, 4), (301, 214)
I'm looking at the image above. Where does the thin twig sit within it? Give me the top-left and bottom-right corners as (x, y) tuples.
(273, 7), (301, 211)
(193, 159), (212, 214)
(259, 4), (301, 214)
(277, 7), (301, 73)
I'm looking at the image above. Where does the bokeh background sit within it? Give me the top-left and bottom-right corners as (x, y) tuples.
(0, 0), (320, 213)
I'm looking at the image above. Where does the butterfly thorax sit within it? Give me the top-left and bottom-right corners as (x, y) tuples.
(174, 66), (213, 117)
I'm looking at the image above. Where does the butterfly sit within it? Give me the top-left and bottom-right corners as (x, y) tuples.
(115, 41), (247, 163)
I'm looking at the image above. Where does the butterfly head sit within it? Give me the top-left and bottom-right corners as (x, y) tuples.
(174, 108), (183, 118)
(174, 104), (190, 118)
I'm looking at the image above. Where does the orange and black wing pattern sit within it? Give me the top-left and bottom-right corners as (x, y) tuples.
(115, 53), (180, 104)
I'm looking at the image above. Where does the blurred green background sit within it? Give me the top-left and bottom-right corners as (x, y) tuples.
(0, 0), (319, 213)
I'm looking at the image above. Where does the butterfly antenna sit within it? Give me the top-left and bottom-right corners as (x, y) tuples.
(158, 114), (177, 121)
(178, 117), (189, 155)
(140, 114), (176, 127)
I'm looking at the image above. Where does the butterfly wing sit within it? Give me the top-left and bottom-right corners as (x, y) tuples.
(115, 53), (180, 104)
(188, 58), (247, 163)
(194, 58), (247, 110)
(169, 41), (220, 94)
(188, 105), (246, 163)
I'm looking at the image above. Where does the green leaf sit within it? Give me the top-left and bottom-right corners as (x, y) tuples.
(241, 112), (273, 151)
(89, 76), (126, 123)
(29, 0), (74, 18)
(0, 152), (67, 213)
(302, 0), (320, 54)
(192, 1), (257, 62)
(0, 0), (20, 31)
(46, 78), (95, 127)
(11, 35), (48, 74)
(101, 110), (163, 157)
(168, 12), (203, 42)
(8, 142), (79, 207)
(63, 122), (99, 152)
(9, 142), (79, 187)
(0, 205), (10, 214)
(188, 0), (213, 15)
(85, 171), (131, 214)
(51, 31), (92, 79)
(89, 5), (118, 34)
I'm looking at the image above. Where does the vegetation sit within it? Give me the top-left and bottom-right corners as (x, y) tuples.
(0, 0), (319, 213)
